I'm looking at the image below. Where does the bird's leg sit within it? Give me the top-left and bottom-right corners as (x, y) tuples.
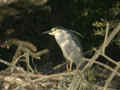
(69, 61), (73, 71)
(66, 61), (73, 72)
(66, 64), (69, 71)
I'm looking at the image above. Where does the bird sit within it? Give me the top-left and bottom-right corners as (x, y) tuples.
(44, 26), (86, 71)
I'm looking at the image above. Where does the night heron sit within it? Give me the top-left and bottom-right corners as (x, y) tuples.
(45, 26), (86, 70)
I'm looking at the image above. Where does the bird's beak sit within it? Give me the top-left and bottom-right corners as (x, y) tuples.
(42, 30), (51, 34)
(42, 30), (54, 36)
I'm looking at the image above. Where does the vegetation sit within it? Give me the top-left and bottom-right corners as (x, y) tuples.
(0, 0), (120, 90)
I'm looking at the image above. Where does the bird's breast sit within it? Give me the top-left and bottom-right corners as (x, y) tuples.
(57, 39), (82, 61)
(54, 32), (82, 62)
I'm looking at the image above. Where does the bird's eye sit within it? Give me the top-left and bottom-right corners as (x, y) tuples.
(51, 28), (56, 32)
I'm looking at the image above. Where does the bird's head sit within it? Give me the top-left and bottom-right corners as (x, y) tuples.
(43, 26), (68, 36)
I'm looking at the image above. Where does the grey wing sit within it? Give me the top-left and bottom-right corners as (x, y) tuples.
(69, 31), (83, 51)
